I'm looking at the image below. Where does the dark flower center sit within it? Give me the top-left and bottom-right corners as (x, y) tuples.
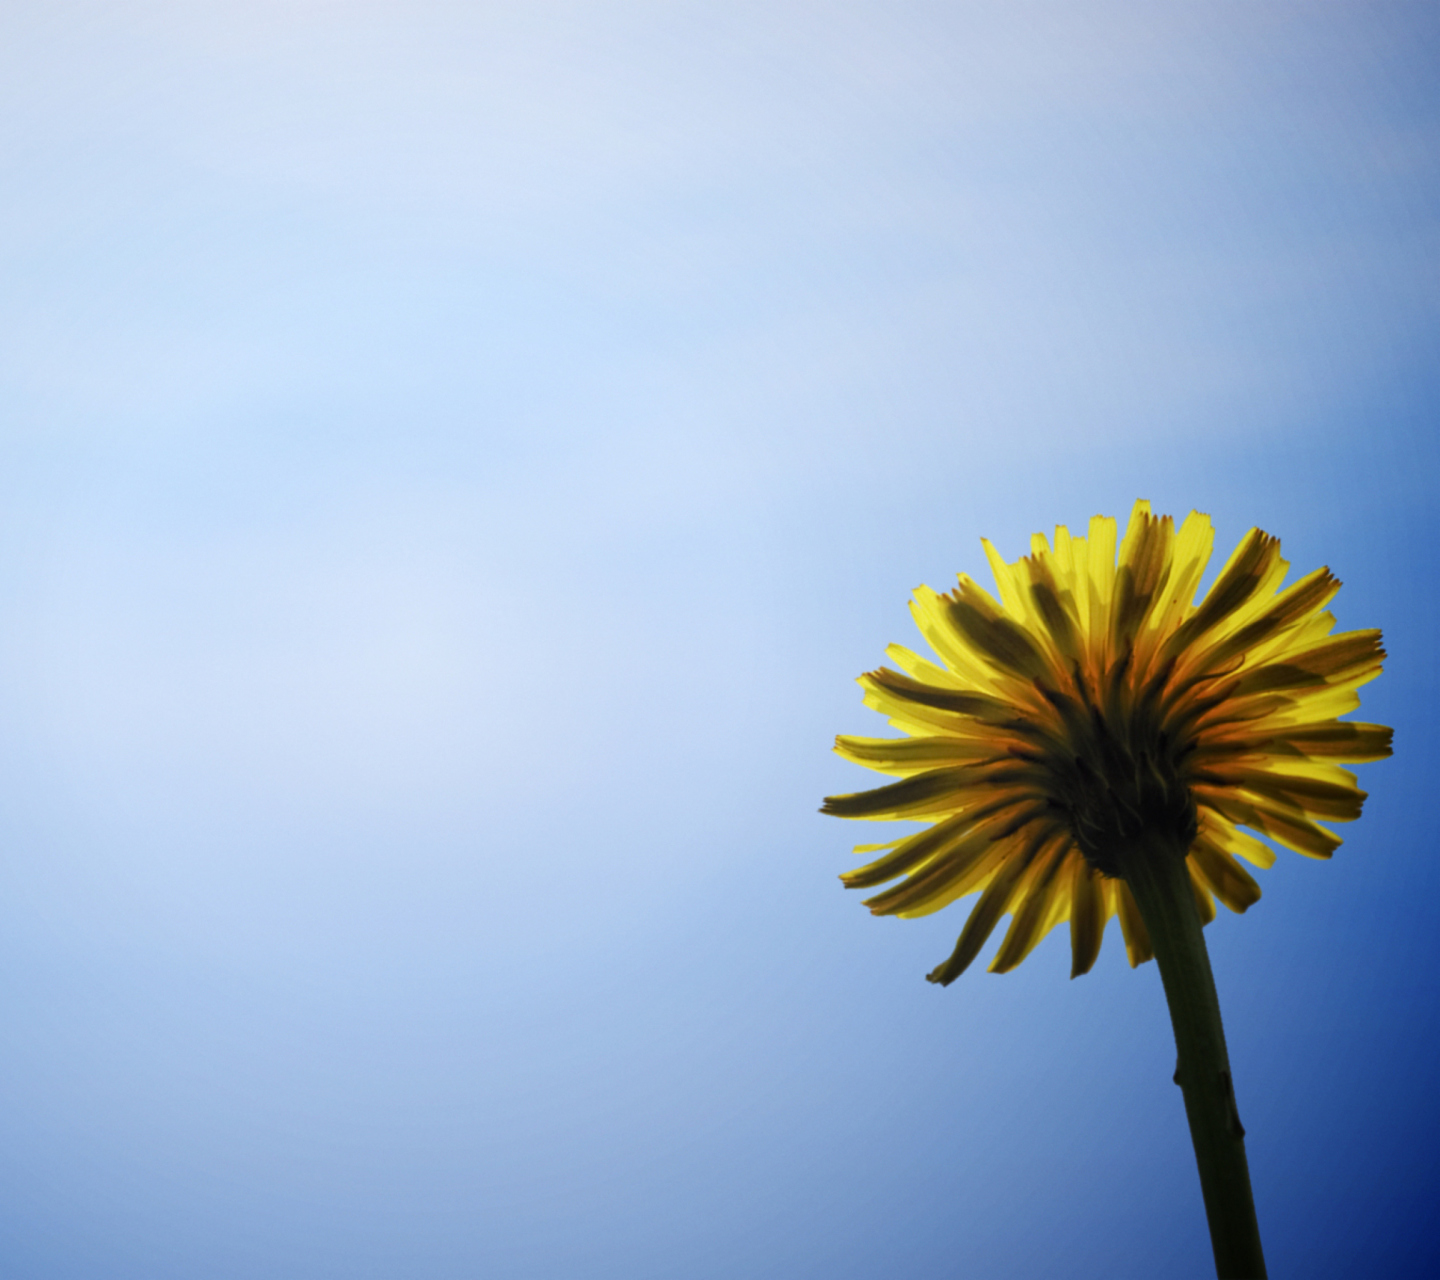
(1037, 685), (1198, 878)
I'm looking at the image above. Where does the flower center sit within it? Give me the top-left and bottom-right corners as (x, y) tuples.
(1039, 693), (1197, 879)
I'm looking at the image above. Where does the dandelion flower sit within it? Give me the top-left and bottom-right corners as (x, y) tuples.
(824, 501), (1390, 1278)
(825, 500), (1388, 981)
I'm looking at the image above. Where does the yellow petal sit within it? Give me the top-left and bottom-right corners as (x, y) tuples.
(948, 580), (1055, 682)
(924, 834), (1040, 985)
(841, 795), (1035, 889)
(909, 586), (1006, 693)
(990, 836), (1072, 973)
(982, 537), (1032, 626)
(872, 812), (1053, 918)
(1195, 787), (1342, 859)
(1188, 861), (1218, 925)
(1197, 808), (1277, 869)
(1068, 853), (1108, 978)
(1146, 510), (1215, 643)
(1197, 566), (1341, 675)
(1086, 513), (1118, 623)
(834, 733), (1007, 777)
(1190, 837), (1262, 913)
(1270, 721), (1392, 763)
(823, 762), (1045, 821)
(1113, 880), (1154, 967)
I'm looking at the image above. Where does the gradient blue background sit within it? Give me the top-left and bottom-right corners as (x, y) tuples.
(2, 3), (1437, 1276)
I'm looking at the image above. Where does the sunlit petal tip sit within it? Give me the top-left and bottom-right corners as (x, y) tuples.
(826, 506), (1390, 981)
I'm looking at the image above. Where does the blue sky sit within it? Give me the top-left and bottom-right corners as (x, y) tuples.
(1, 3), (1437, 1276)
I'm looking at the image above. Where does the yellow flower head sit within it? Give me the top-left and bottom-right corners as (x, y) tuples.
(824, 501), (1391, 983)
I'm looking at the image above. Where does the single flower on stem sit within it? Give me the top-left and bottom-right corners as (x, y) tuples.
(823, 501), (1390, 1280)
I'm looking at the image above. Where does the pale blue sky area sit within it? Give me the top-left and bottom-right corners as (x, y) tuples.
(1, 4), (1437, 1277)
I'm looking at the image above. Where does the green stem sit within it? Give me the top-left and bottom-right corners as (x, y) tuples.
(1116, 830), (1267, 1280)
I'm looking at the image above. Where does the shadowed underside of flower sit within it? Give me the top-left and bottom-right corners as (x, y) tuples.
(824, 501), (1392, 984)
